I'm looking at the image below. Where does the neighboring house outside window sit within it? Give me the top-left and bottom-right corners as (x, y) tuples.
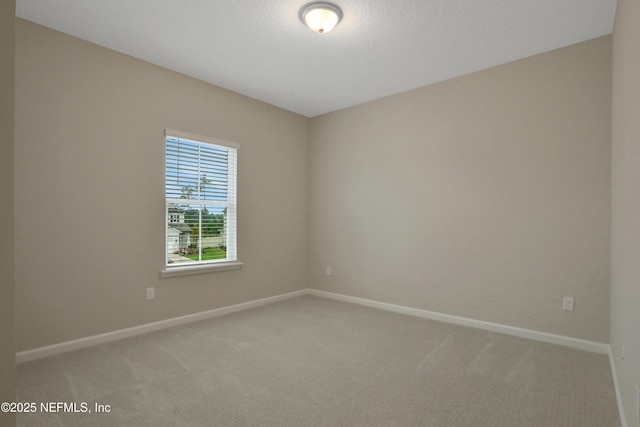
(165, 129), (238, 267)
(168, 208), (183, 223)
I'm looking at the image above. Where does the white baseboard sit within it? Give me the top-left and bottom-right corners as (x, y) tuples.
(17, 287), (609, 359)
(16, 289), (308, 363)
(608, 346), (629, 427)
(308, 289), (610, 355)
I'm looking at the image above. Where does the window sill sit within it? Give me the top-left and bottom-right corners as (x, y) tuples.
(160, 261), (244, 278)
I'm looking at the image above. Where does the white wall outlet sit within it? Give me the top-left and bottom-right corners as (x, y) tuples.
(562, 296), (574, 311)
(146, 287), (155, 300)
(326, 266), (332, 276)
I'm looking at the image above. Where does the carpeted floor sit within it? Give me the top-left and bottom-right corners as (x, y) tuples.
(17, 295), (620, 426)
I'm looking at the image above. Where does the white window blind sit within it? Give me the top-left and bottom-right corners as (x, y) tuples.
(165, 130), (238, 267)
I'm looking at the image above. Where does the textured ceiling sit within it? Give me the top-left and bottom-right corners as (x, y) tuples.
(16, 0), (617, 117)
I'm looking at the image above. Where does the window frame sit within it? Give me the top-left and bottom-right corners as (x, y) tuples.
(161, 129), (242, 277)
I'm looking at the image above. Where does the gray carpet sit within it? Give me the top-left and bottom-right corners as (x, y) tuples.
(17, 295), (620, 426)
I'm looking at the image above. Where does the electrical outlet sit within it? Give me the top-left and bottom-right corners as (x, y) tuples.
(326, 266), (332, 276)
(562, 296), (574, 311)
(622, 345), (626, 360)
(146, 287), (155, 300)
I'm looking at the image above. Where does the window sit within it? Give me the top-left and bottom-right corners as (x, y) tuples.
(165, 129), (238, 269)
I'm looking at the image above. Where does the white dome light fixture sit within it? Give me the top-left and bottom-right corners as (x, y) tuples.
(299, 2), (343, 34)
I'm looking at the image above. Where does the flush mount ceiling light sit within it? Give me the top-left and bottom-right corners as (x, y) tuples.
(299, 2), (343, 34)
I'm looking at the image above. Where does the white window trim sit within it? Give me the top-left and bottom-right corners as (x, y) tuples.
(165, 129), (240, 150)
(160, 261), (244, 279)
(163, 129), (241, 277)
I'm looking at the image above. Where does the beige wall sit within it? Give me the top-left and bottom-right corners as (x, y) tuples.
(1, 1), (16, 426)
(310, 36), (612, 343)
(14, 14), (614, 356)
(611, 0), (640, 425)
(14, 19), (309, 351)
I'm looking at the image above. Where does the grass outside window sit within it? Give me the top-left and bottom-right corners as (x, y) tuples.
(184, 247), (226, 261)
